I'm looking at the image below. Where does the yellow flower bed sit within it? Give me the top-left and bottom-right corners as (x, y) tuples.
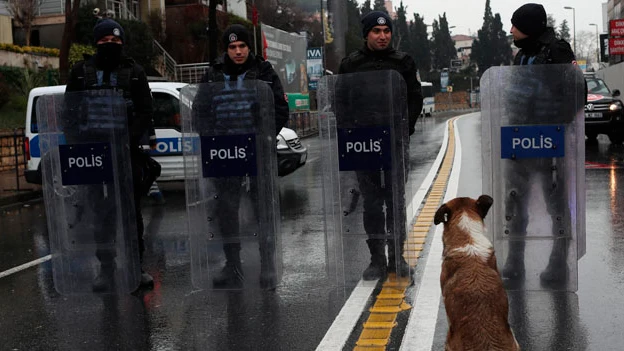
(0, 43), (60, 57)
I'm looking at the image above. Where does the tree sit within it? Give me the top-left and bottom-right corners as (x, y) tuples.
(7, 0), (42, 46)
(410, 13), (431, 74)
(547, 14), (556, 29)
(345, 0), (364, 55)
(360, 0), (372, 16)
(59, 0), (81, 82)
(208, 0), (219, 64)
(470, 0), (512, 74)
(430, 13), (456, 70)
(373, 0), (387, 13)
(575, 30), (596, 63)
(558, 19), (571, 42)
(393, 1), (410, 52)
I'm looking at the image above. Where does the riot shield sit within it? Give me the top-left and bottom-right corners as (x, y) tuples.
(38, 90), (141, 294)
(481, 64), (585, 292)
(319, 70), (412, 289)
(182, 79), (281, 290)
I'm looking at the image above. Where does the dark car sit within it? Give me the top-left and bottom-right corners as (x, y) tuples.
(585, 77), (624, 143)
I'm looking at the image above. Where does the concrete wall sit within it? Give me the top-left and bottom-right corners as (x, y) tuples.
(0, 15), (12, 44)
(0, 49), (59, 69)
(596, 62), (624, 94)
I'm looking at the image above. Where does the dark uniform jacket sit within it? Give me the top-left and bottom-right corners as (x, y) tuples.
(513, 27), (576, 65)
(198, 54), (289, 136)
(66, 54), (154, 148)
(338, 45), (423, 135)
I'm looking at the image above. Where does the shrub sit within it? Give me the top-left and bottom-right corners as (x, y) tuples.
(70, 44), (96, 67)
(0, 74), (10, 108)
(0, 43), (59, 57)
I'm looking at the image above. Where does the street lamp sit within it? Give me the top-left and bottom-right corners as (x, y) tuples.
(589, 23), (600, 64)
(564, 6), (576, 54)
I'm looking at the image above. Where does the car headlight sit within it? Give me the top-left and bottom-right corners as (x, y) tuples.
(276, 134), (288, 150)
(610, 101), (623, 111)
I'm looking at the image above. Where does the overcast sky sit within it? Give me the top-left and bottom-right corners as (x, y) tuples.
(401, 0), (606, 37)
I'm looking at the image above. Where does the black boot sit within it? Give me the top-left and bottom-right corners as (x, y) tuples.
(388, 241), (414, 278)
(259, 239), (277, 290)
(140, 270), (154, 289)
(213, 246), (244, 288)
(260, 257), (277, 290)
(502, 240), (525, 279)
(92, 263), (116, 293)
(540, 239), (569, 286)
(363, 239), (387, 280)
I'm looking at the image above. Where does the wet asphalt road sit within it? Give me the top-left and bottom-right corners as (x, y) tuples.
(3, 111), (624, 350)
(0, 113), (453, 351)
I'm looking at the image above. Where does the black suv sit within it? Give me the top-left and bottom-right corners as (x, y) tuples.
(585, 77), (624, 143)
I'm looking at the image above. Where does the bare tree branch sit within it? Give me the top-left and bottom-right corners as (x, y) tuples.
(7, 0), (42, 46)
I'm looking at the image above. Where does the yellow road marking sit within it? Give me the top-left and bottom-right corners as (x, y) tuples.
(353, 118), (458, 350)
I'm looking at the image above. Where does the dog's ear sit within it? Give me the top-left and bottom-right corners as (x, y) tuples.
(476, 195), (493, 219)
(434, 204), (450, 225)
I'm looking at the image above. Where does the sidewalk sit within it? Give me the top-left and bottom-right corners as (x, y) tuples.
(0, 170), (41, 207)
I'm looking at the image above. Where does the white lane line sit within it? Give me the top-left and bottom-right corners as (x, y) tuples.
(400, 117), (465, 351)
(315, 280), (379, 351)
(317, 121), (452, 351)
(0, 254), (51, 279)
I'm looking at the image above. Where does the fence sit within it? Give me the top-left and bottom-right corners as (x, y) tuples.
(286, 111), (318, 138)
(0, 128), (28, 192)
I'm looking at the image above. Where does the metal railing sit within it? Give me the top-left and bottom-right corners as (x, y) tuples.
(152, 41), (211, 83)
(175, 63), (211, 84)
(153, 40), (179, 81)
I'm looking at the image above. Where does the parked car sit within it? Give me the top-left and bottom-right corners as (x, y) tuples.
(584, 77), (624, 144)
(24, 83), (307, 184)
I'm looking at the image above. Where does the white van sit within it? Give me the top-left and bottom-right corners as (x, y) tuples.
(24, 83), (307, 184)
(420, 81), (435, 117)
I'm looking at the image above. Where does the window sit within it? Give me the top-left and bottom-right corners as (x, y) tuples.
(152, 92), (181, 129)
(31, 96), (39, 133)
(586, 79), (610, 94)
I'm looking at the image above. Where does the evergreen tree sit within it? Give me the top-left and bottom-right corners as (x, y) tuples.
(393, 2), (410, 52)
(360, 0), (372, 16)
(410, 13), (431, 74)
(491, 13), (512, 66)
(373, 0), (387, 13)
(346, 0), (364, 54)
(547, 14), (556, 29)
(559, 19), (571, 42)
(431, 13), (457, 70)
(470, 0), (512, 74)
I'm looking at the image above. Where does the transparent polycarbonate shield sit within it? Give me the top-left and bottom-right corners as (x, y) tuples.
(319, 70), (412, 289)
(182, 80), (281, 290)
(481, 64), (585, 292)
(38, 90), (140, 294)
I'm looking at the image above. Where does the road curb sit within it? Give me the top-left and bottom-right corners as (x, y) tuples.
(0, 190), (43, 208)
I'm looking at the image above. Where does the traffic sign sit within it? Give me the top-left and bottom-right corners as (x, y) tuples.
(446, 86), (453, 93)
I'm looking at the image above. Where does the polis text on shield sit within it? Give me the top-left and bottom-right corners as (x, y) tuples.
(511, 135), (553, 150)
(210, 147), (247, 160)
(68, 155), (104, 168)
(346, 139), (382, 153)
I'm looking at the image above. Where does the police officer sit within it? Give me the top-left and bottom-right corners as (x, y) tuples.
(338, 11), (423, 280)
(503, 3), (576, 285)
(195, 24), (289, 288)
(66, 18), (154, 291)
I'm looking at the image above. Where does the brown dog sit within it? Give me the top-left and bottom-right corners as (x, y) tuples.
(434, 195), (520, 351)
